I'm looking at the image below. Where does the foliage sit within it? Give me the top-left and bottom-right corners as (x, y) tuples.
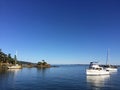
(37, 62), (42, 65)
(37, 60), (47, 65)
(0, 49), (18, 64)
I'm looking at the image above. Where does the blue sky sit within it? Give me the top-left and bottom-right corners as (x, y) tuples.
(0, 0), (120, 64)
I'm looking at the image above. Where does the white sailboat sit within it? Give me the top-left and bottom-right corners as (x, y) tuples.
(8, 51), (22, 69)
(105, 49), (117, 71)
(86, 62), (109, 75)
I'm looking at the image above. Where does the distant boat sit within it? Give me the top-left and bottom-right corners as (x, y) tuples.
(105, 49), (117, 71)
(105, 66), (117, 71)
(86, 62), (109, 75)
(8, 51), (22, 69)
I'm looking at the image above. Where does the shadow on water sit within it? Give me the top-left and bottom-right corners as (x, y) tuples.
(86, 75), (110, 90)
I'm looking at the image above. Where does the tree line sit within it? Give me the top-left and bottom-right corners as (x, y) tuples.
(0, 49), (17, 64)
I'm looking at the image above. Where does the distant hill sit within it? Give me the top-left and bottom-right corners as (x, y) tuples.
(18, 61), (36, 65)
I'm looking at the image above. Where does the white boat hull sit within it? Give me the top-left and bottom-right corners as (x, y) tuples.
(8, 64), (22, 69)
(106, 68), (117, 71)
(86, 69), (109, 75)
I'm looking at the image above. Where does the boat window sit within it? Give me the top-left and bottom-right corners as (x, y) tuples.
(96, 68), (99, 70)
(95, 68), (102, 70)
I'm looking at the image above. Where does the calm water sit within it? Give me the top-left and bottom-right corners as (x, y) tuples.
(0, 65), (120, 90)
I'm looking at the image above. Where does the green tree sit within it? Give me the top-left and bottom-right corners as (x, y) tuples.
(42, 60), (47, 65)
(8, 53), (15, 64)
(14, 55), (17, 64)
(0, 49), (2, 52)
(37, 62), (42, 65)
(14, 55), (17, 60)
(42, 61), (47, 65)
(37, 60), (48, 65)
(0, 50), (17, 64)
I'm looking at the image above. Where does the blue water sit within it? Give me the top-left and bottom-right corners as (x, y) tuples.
(0, 65), (120, 90)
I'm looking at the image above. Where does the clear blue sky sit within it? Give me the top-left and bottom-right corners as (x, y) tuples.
(0, 0), (120, 64)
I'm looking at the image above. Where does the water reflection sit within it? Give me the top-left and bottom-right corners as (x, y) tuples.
(87, 75), (110, 89)
(7, 69), (21, 75)
(109, 70), (118, 74)
(0, 68), (7, 74)
(37, 68), (50, 78)
(0, 69), (21, 80)
(0, 69), (20, 90)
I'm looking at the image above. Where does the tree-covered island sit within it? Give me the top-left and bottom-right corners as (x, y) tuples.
(37, 60), (51, 68)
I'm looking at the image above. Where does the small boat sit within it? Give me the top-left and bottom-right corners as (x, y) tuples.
(8, 64), (22, 69)
(8, 51), (22, 69)
(105, 65), (117, 71)
(86, 62), (109, 75)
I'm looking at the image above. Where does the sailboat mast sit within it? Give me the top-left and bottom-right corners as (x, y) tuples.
(106, 49), (109, 65)
(16, 51), (17, 59)
(15, 51), (17, 64)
